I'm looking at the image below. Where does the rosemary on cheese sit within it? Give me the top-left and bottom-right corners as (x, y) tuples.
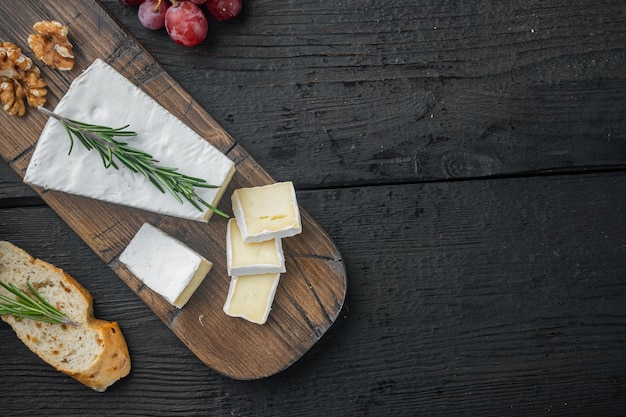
(0, 281), (78, 326)
(37, 106), (228, 218)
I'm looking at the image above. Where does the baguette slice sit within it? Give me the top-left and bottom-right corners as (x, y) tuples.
(0, 241), (131, 391)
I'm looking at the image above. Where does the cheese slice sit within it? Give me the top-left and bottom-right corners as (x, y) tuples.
(24, 58), (235, 222)
(231, 181), (302, 243)
(223, 273), (281, 324)
(226, 218), (285, 276)
(119, 223), (212, 308)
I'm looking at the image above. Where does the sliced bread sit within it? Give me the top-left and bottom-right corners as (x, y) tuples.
(0, 241), (131, 391)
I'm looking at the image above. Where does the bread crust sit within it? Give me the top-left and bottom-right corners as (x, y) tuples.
(68, 320), (131, 391)
(0, 241), (131, 391)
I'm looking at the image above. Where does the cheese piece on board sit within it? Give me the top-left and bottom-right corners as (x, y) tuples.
(231, 181), (302, 243)
(226, 218), (285, 276)
(24, 58), (235, 222)
(223, 273), (281, 324)
(119, 223), (212, 308)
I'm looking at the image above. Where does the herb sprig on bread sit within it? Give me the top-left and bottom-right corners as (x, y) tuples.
(0, 241), (131, 391)
(0, 281), (78, 325)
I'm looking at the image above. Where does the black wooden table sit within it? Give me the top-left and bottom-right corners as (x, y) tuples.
(2, 1), (626, 415)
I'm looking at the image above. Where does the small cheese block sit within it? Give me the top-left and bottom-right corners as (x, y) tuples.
(223, 273), (281, 325)
(226, 218), (285, 276)
(231, 181), (302, 243)
(24, 58), (235, 222)
(119, 223), (212, 308)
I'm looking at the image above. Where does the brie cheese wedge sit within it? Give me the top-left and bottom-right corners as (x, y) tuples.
(226, 218), (285, 276)
(119, 223), (212, 309)
(223, 273), (281, 325)
(231, 181), (302, 243)
(24, 58), (235, 222)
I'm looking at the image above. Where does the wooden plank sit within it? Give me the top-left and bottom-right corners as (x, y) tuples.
(99, 0), (626, 187)
(0, 1), (346, 379)
(0, 162), (37, 201)
(4, 0), (626, 192)
(1, 172), (625, 415)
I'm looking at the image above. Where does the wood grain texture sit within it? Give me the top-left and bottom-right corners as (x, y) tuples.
(100, 0), (626, 188)
(2, 0), (625, 191)
(0, 1), (346, 380)
(1, 0), (626, 415)
(0, 162), (37, 202)
(1, 173), (626, 416)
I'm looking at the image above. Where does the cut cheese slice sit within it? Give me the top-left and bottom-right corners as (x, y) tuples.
(226, 218), (285, 276)
(231, 181), (302, 243)
(119, 223), (212, 308)
(223, 273), (281, 325)
(24, 58), (235, 222)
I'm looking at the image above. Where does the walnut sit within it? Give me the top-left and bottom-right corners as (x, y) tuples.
(0, 77), (26, 116)
(0, 41), (32, 79)
(28, 20), (75, 71)
(22, 66), (47, 107)
(0, 42), (47, 117)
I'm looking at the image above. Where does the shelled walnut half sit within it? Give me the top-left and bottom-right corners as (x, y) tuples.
(0, 42), (47, 117)
(28, 20), (74, 71)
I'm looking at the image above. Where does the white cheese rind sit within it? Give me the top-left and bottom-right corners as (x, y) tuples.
(223, 273), (281, 325)
(24, 58), (235, 222)
(119, 223), (212, 308)
(231, 181), (302, 243)
(226, 218), (285, 276)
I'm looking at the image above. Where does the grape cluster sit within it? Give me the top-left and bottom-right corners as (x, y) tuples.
(120, 0), (242, 47)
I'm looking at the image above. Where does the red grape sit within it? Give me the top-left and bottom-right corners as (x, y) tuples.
(206, 0), (242, 21)
(189, 0), (207, 4)
(120, 0), (143, 6)
(138, 0), (169, 30)
(165, 1), (209, 47)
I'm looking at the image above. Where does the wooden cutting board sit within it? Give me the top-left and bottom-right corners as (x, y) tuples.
(0, 1), (346, 380)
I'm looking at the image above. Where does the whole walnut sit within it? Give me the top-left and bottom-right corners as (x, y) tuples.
(28, 20), (75, 71)
(0, 42), (47, 117)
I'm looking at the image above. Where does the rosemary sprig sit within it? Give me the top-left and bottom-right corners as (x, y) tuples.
(0, 281), (79, 326)
(38, 106), (228, 218)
